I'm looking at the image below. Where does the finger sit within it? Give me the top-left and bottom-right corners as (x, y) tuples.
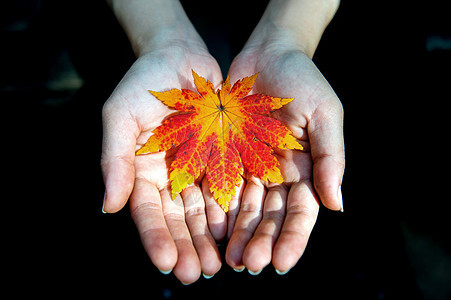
(182, 184), (222, 278)
(308, 100), (345, 211)
(226, 179), (246, 239)
(161, 189), (201, 284)
(225, 178), (265, 270)
(130, 178), (177, 273)
(242, 185), (288, 274)
(272, 180), (319, 273)
(201, 177), (227, 241)
(101, 102), (138, 213)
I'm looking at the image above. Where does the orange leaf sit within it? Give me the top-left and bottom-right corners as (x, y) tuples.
(136, 70), (303, 212)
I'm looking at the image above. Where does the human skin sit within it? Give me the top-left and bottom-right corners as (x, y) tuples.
(102, 0), (343, 284)
(223, 0), (344, 274)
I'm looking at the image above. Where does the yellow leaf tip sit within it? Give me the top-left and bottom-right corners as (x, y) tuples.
(170, 171), (196, 200)
(191, 69), (200, 78)
(135, 148), (145, 155)
(247, 73), (259, 83)
(221, 204), (229, 213)
(136, 146), (153, 155)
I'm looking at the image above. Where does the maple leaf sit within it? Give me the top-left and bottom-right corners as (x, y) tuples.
(136, 71), (303, 212)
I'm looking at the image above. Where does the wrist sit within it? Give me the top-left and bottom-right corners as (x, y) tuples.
(244, 0), (339, 58)
(133, 22), (206, 58)
(109, 0), (207, 57)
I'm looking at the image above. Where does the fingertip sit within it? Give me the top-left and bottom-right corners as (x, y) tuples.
(142, 228), (178, 273)
(102, 184), (132, 213)
(173, 255), (201, 285)
(313, 157), (344, 211)
(242, 239), (271, 272)
(272, 234), (305, 272)
(202, 261), (222, 280)
(102, 193), (128, 213)
(154, 245), (178, 274)
(225, 236), (245, 269)
(101, 159), (135, 213)
(199, 243), (222, 277)
(315, 183), (342, 211)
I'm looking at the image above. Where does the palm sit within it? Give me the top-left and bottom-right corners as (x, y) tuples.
(102, 46), (224, 284)
(129, 49), (223, 186)
(234, 50), (336, 184)
(224, 48), (344, 273)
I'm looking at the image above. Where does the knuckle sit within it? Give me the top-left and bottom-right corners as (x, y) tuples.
(263, 210), (285, 223)
(287, 203), (317, 221)
(185, 205), (206, 219)
(130, 200), (161, 219)
(240, 201), (263, 215)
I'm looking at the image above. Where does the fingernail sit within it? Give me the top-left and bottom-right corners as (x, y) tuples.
(233, 266), (245, 272)
(102, 192), (108, 214)
(181, 281), (192, 286)
(159, 269), (172, 275)
(338, 186), (344, 212)
(202, 273), (214, 279)
(248, 269), (262, 276)
(275, 268), (290, 275)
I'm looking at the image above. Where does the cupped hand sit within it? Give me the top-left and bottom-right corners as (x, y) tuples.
(101, 43), (224, 284)
(224, 45), (345, 274)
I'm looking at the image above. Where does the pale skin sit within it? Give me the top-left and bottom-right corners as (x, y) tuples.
(102, 0), (344, 284)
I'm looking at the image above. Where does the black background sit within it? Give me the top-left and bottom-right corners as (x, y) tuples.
(2, 0), (450, 298)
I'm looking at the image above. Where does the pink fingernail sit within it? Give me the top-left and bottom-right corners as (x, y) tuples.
(338, 186), (343, 212)
(102, 191), (108, 214)
(202, 273), (215, 279)
(233, 266), (245, 272)
(159, 269), (172, 275)
(275, 268), (290, 275)
(248, 269), (262, 276)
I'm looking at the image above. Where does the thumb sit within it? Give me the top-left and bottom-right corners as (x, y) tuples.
(309, 99), (345, 211)
(101, 103), (138, 213)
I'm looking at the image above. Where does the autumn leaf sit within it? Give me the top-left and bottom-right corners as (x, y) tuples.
(136, 70), (303, 212)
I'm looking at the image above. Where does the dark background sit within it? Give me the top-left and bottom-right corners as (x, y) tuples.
(2, 0), (450, 298)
